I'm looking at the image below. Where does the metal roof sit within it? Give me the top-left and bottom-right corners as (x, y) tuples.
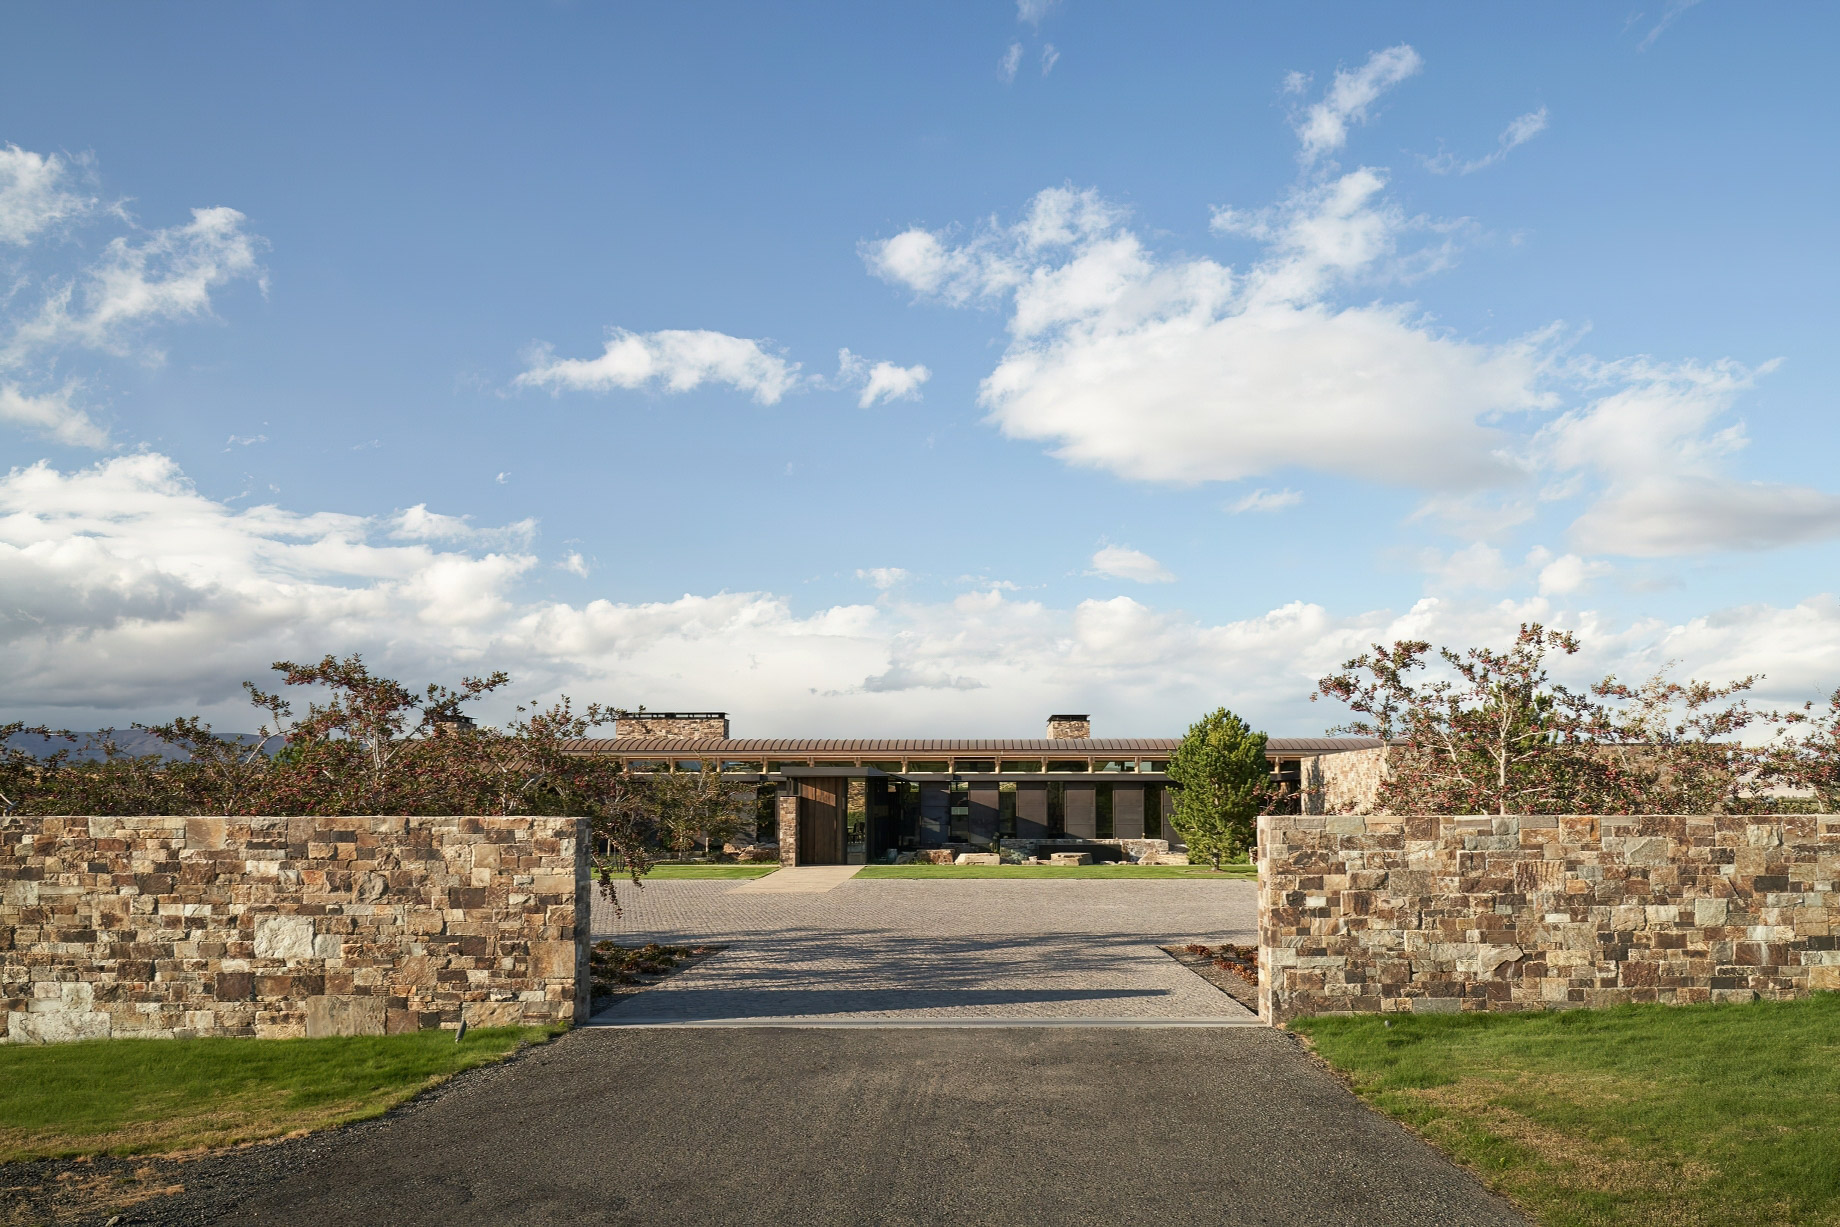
(562, 736), (1382, 755)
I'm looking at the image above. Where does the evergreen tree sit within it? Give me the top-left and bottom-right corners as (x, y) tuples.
(1167, 708), (1270, 868)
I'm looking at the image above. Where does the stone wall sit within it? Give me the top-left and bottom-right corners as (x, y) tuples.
(1258, 810), (1840, 1024)
(613, 713), (729, 740)
(1, 815), (589, 1044)
(1046, 716), (1092, 739)
(1299, 747), (1388, 815)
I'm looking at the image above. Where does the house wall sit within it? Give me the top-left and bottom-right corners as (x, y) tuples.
(1257, 810), (1840, 1024)
(1, 815), (589, 1044)
(1299, 747), (1389, 815)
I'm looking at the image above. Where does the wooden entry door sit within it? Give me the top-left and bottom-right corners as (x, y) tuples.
(796, 778), (846, 865)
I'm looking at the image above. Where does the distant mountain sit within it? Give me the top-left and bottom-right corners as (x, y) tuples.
(3, 729), (266, 763)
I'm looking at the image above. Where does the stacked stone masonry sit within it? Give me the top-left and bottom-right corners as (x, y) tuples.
(1258, 811), (1840, 1024)
(0, 815), (589, 1044)
(613, 714), (729, 740)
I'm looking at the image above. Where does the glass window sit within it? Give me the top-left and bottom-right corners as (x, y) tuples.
(1141, 759), (1169, 773)
(1045, 760), (1089, 773)
(720, 760), (765, 773)
(1143, 784), (1162, 840)
(625, 759), (667, 772)
(1000, 760), (1043, 772)
(674, 760), (705, 772)
(1046, 781), (1066, 837)
(766, 760), (809, 771)
(1095, 783), (1114, 839)
(998, 781), (1018, 837)
(948, 781), (970, 840)
(1095, 759), (1135, 773)
(954, 758), (996, 773)
(905, 759), (949, 773)
(863, 760), (903, 773)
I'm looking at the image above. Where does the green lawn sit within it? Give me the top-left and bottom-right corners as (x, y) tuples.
(638, 863), (779, 879)
(0, 1025), (559, 1162)
(855, 863), (1256, 879)
(1293, 995), (1840, 1227)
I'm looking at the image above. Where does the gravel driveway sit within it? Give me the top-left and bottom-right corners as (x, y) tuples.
(590, 877), (1260, 1023)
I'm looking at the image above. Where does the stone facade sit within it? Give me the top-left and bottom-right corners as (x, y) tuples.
(1258, 810), (1840, 1024)
(613, 712), (729, 740)
(776, 795), (800, 867)
(1046, 715), (1092, 739)
(1299, 747), (1389, 815)
(1, 815), (589, 1044)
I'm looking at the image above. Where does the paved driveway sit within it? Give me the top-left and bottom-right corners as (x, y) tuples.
(591, 876), (1259, 1023)
(161, 1027), (1526, 1227)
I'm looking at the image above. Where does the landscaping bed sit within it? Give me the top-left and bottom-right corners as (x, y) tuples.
(1161, 942), (1260, 1012)
(590, 940), (726, 1009)
(1293, 994), (1840, 1227)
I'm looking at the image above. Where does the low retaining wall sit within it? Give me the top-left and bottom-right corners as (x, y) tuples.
(1, 815), (589, 1043)
(1258, 811), (1840, 1024)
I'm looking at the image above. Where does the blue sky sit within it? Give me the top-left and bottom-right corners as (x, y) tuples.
(3, 1), (1838, 736)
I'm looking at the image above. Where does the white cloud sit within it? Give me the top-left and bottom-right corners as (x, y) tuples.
(856, 567), (908, 590)
(390, 503), (538, 548)
(872, 178), (1545, 490)
(867, 52), (1840, 559)
(835, 348), (931, 407)
(3, 452), (1838, 734)
(559, 551), (590, 578)
(999, 42), (1023, 84)
(1293, 44), (1422, 165)
(1639, 0), (1703, 51)
(1016, 0), (1059, 26)
(1430, 107), (1550, 175)
(1087, 545), (1174, 584)
(515, 327), (801, 404)
(0, 382), (108, 448)
(0, 145), (99, 245)
(1041, 44), (1060, 76)
(8, 206), (266, 361)
(1229, 488), (1302, 514)
(1571, 477), (1840, 557)
(1535, 552), (1611, 596)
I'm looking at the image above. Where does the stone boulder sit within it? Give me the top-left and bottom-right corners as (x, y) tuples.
(1048, 852), (1093, 866)
(954, 852), (1001, 866)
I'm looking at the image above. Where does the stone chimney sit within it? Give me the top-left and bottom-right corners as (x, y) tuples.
(1046, 714), (1091, 740)
(613, 711), (729, 741)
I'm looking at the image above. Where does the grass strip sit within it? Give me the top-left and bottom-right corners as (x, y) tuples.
(638, 863), (779, 879)
(0, 1025), (559, 1162)
(1293, 995), (1840, 1227)
(854, 863), (1256, 879)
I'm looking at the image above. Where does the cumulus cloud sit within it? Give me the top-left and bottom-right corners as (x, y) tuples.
(2, 452), (1837, 733)
(559, 551), (590, 578)
(835, 348), (930, 407)
(1087, 545), (1174, 584)
(390, 503), (537, 548)
(515, 327), (801, 404)
(0, 382), (108, 448)
(1229, 488), (1302, 514)
(0, 145), (100, 245)
(1293, 44), (1423, 165)
(857, 567), (909, 590)
(8, 206), (266, 362)
(1535, 551), (1612, 596)
(869, 177), (1544, 489)
(0, 149), (267, 449)
(865, 49), (1840, 559)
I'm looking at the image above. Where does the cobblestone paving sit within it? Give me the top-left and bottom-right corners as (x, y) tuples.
(590, 879), (1258, 1022)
